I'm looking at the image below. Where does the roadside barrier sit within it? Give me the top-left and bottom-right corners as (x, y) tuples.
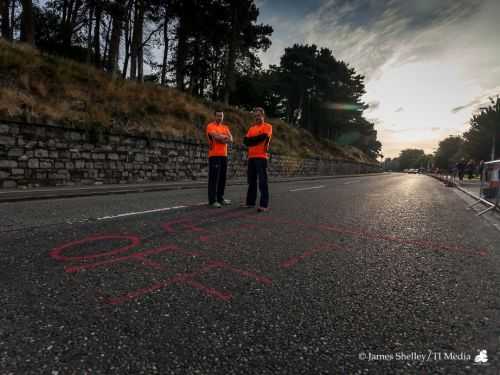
(428, 165), (499, 216)
(427, 170), (493, 216)
(472, 160), (500, 216)
(428, 172), (456, 187)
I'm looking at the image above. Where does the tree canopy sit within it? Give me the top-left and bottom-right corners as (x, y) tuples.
(1, 0), (382, 158)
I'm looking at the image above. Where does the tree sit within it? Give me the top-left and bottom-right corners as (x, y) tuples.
(121, 0), (134, 78)
(277, 44), (317, 127)
(262, 43), (380, 157)
(159, 1), (170, 86)
(433, 136), (464, 170)
(383, 157), (400, 171)
(398, 149), (425, 170)
(107, 1), (124, 78)
(129, 0), (144, 80)
(92, 0), (103, 66)
(1, 0), (12, 40)
(222, 0), (272, 104)
(173, 0), (191, 90)
(20, 0), (35, 45)
(463, 96), (500, 161)
(34, 0), (90, 60)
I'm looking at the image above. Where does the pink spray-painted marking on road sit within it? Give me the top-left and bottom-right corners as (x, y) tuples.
(50, 235), (142, 261)
(51, 222), (273, 305)
(249, 215), (488, 257)
(62, 244), (194, 273)
(105, 260), (272, 305)
(50, 206), (489, 306)
(161, 210), (251, 236)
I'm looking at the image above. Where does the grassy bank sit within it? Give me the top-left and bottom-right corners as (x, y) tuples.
(0, 40), (375, 163)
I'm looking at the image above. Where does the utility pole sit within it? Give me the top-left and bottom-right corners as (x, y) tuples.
(493, 98), (500, 160)
(481, 99), (499, 161)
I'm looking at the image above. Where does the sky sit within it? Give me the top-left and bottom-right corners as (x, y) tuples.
(255, 0), (500, 158)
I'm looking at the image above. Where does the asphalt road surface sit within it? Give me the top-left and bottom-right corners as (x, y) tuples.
(1, 173), (499, 374)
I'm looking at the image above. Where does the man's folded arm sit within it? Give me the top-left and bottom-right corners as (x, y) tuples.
(243, 134), (269, 146)
(208, 132), (228, 142)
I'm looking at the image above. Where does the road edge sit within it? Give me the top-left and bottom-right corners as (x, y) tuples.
(0, 172), (387, 203)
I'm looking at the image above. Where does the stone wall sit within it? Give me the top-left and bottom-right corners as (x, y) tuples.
(0, 121), (381, 189)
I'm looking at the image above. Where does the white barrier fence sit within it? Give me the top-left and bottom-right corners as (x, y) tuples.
(428, 162), (500, 216)
(475, 160), (500, 215)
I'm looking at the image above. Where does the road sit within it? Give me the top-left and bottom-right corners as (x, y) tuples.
(1, 173), (499, 374)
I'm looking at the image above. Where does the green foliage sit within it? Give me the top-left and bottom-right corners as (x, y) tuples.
(3, 0), (381, 162)
(246, 44), (381, 158)
(463, 97), (500, 161)
(383, 157), (400, 171)
(434, 136), (464, 169)
(397, 149), (425, 170)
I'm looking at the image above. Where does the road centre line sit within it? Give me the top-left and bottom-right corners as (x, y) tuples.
(343, 179), (361, 185)
(289, 185), (325, 192)
(97, 206), (188, 221)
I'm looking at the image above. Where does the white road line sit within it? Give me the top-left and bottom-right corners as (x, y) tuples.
(343, 180), (361, 185)
(97, 205), (188, 221)
(289, 185), (325, 192)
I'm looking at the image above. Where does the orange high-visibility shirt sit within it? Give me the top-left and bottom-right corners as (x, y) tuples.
(206, 122), (231, 157)
(246, 122), (272, 159)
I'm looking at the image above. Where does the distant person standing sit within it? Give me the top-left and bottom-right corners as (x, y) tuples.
(243, 107), (273, 212)
(206, 111), (233, 208)
(478, 160), (485, 182)
(456, 159), (466, 183)
(466, 159), (475, 180)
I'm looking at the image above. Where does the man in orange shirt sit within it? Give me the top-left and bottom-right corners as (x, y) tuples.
(243, 107), (272, 212)
(206, 110), (233, 208)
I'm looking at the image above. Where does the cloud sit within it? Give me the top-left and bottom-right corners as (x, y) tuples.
(382, 127), (419, 134)
(451, 100), (480, 114)
(395, 107), (404, 112)
(451, 88), (500, 114)
(295, 0), (483, 79)
(259, 0), (491, 81)
(257, 0), (500, 157)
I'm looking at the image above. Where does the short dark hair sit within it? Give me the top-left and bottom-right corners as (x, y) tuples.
(214, 110), (223, 115)
(254, 107), (265, 115)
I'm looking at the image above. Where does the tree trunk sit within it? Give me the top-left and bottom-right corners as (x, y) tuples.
(86, 1), (93, 64)
(61, 0), (75, 48)
(223, 3), (238, 104)
(9, 0), (14, 39)
(67, 0), (83, 47)
(20, 0), (34, 45)
(102, 14), (113, 64)
(210, 63), (218, 101)
(175, 3), (188, 91)
(108, 3), (124, 79)
(130, 0), (144, 81)
(190, 39), (201, 96)
(61, 0), (69, 31)
(160, 19), (168, 86)
(137, 0), (144, 81)
(93, 1), (102, 67)
(122, 0), (134, 79)
(1, 0), (11, 40)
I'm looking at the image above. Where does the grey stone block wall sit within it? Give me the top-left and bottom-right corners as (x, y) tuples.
(0, 121), (381, 189)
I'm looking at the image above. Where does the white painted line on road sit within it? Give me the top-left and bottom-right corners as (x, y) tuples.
(289, 185), (325, 192)
(343, 180), (361, 185)
(97, 206), (187, 221)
